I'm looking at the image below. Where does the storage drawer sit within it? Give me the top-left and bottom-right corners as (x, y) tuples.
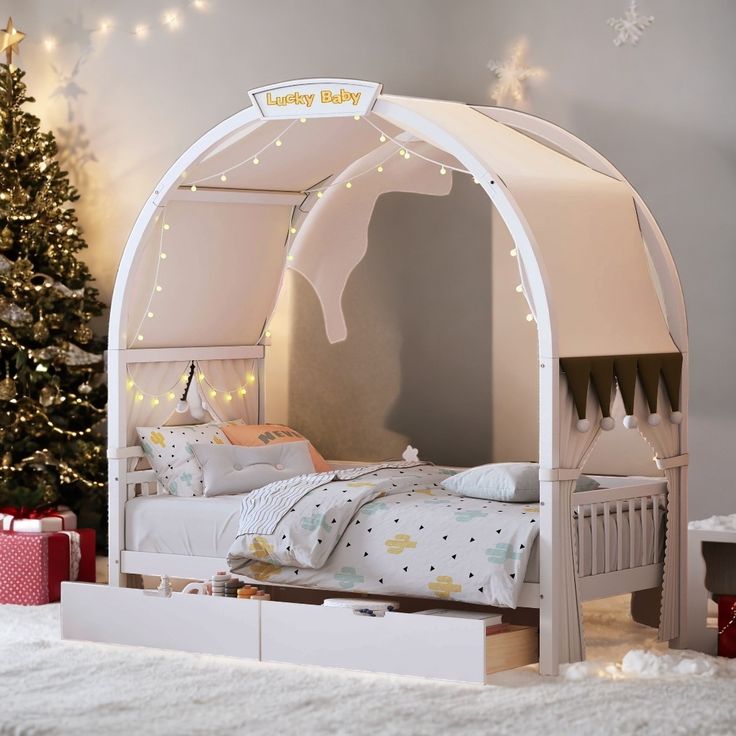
(261, 600), (537, 683)
(61, 582), (260, 659)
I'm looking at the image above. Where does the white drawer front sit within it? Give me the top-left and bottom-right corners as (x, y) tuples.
(61, 583), (260, 659)
(261, 601), (486, 682)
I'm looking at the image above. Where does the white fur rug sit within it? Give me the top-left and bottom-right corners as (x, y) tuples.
(1, 595), (735, 736)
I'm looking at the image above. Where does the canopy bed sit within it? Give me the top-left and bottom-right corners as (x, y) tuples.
(104, 79), (689, 677)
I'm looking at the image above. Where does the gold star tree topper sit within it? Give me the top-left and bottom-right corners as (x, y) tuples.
(1, 17), (26, 66)
(487, 39), (545, 106)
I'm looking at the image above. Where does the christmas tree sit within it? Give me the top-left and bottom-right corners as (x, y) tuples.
(0, 55), (107, 526)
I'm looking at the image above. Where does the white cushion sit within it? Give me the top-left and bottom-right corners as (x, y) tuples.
(191, 441), (316, 497)
(137, 422), (233, 497)
(441, 462), (600, 503)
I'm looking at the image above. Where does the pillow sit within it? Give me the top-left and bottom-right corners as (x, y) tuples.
(441, 462), (600, 503)
(137, 422), (232, 497)
(191, 441), (316, 497)
(221, 423), (331, 473)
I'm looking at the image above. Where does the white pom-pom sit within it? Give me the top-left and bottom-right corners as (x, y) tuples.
(600, 416), (615, 431)
(670, 411), (683, 424)
(647, 413), (661, 427)
(175, 400), (188, 414)
(623, 415), (639, 429)
(576, 418), (591, 433)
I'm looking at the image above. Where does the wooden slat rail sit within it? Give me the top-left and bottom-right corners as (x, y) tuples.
(573, 482), (668, 579)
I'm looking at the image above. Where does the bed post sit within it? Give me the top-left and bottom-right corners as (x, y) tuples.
(107, 349), (129, 588)
(538, 358), (562, 676)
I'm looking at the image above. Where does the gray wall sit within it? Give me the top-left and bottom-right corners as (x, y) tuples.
(12, 0), (736, 519)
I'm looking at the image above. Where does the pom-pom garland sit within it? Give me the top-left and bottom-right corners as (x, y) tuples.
(600, 416), (615, 431)
(670, 411), (684, 425)
(575, 418), (591, 433)
(647, 413), (661, 427)
(623, 415), (639, 429)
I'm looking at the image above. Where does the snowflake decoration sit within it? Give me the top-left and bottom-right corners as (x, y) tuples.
(607, 1), (654, 47)
(487, 39), (545, 106)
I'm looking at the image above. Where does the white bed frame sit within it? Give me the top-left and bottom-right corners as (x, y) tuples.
(108, 343), (669, 668)
(105, 86), (689, 677)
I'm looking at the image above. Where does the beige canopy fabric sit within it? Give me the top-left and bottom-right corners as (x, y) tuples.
(117, 86), (678, 360)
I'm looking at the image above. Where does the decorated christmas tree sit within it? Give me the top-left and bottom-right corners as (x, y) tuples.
(0, 41), (107, 525)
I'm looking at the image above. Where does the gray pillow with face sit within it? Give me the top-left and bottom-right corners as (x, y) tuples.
(441, 462), (600, 503)
(191, 440), (316, 497)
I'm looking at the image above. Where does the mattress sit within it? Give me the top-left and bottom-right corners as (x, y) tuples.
(125, 474), (666, 585)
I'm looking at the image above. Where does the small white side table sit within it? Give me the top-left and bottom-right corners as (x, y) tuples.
(687, 519), (736, 654)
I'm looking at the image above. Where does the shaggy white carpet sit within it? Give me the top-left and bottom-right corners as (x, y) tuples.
(1, 594), (735, 736)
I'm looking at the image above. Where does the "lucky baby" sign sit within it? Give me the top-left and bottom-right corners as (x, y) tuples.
(249, 79), (382, 120)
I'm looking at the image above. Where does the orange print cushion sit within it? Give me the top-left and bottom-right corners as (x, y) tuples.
(221, 423), (331, 473)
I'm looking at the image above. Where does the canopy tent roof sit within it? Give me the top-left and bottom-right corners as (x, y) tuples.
(109, 79), (687, 362)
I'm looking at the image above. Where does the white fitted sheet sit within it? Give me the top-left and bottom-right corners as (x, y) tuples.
(125, 474), (666, 584)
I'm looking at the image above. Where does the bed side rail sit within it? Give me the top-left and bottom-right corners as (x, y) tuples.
(572, 480), (667, 578)
(108, 446), (160, 498)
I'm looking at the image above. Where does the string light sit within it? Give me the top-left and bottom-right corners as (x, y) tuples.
(275, 139), (283, 147)
(220, 174), (227, 182)
(515, 284), (523, 293)
(43, 37), (57, 52)
(526, 314), (535, 322)
(376, 165), (383, 173)
(345, 182), (352, 189)
(99, 19), (112, 33)
(134, 24), (149, 39)
(510, 248), (518, 257)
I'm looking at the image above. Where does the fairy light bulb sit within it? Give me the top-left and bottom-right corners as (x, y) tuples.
(264, 331), (272, 338)
(238, 387), (247, 396)
(247, 374), (256, 384)
(353, 115), (361, 120)
(135, 24), (148, 38)
(99, 19), (112, 33)
(299, 117), (307, 123)
(225, 393), (233, 402)
(127, 379), (135, 390)
(316, 191), (323, 198)
(209, 389), (217, 398)
(135, 392), (144, 402)
(473, 177), (479, 184)
(526, 314), (534, 322)
(163, 223), (170, 230)
(404, 151), (411, 160)
(440, 166), (447, 175)
(137, 334), (144, 342)
(377, 165), (383, 173)
(147, 311), (154, 318)
(252, 157), (260, 165)
(509, 248), (518, 257)
(399, 149), (406, 157)
(515, 284), (523, 293)
(151, 397), (160, 407)
(286, 254), (294, 261)
(289, 226), (297, 234)
(275, 139), (283, 147)
(155, 285), (162, 292)
(160, 252), (167, 260)
(198, 372), (205, 381)
(220, 174), (227, 182)
(190, 184), (197, 192)
(379, 134), (386, 143)
(167, 392), (176, 400)
(43, 38), (57, 52)
(345, 182), (352, 189)
(181, 374), (188, 383)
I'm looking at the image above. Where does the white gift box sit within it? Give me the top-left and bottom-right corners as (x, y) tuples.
(0, 506), (77, 532)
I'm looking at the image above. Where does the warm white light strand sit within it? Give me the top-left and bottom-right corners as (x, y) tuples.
(128, 210), (167, 347)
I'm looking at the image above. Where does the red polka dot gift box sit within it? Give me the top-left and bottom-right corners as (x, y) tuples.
(0, 529), (96, 605)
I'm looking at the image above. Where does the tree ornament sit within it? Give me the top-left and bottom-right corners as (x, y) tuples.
(78, 381), (92, 395)
(1, 451), (11, 469)
(46, 312), (63, 329)
(0, 225), (12, 251)
(0, 295), (32, 326)
(0, 363), (16, 401)
(74, 323), (93, 344)
(0, 17), (25, 66)
(32, 317), (50, 343)
(39, 385), (56, 407)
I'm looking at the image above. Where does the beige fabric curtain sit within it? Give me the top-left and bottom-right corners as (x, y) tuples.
(126, 361), (191, 444)
(194, 359), (259, 423)
(556, 372), (605, 662)
(634, 383), (684, 641)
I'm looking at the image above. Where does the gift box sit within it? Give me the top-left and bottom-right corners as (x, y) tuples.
(0, 528), (96, 605)
(718, 595), (736, 658)
(0, 505), (77, 532)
